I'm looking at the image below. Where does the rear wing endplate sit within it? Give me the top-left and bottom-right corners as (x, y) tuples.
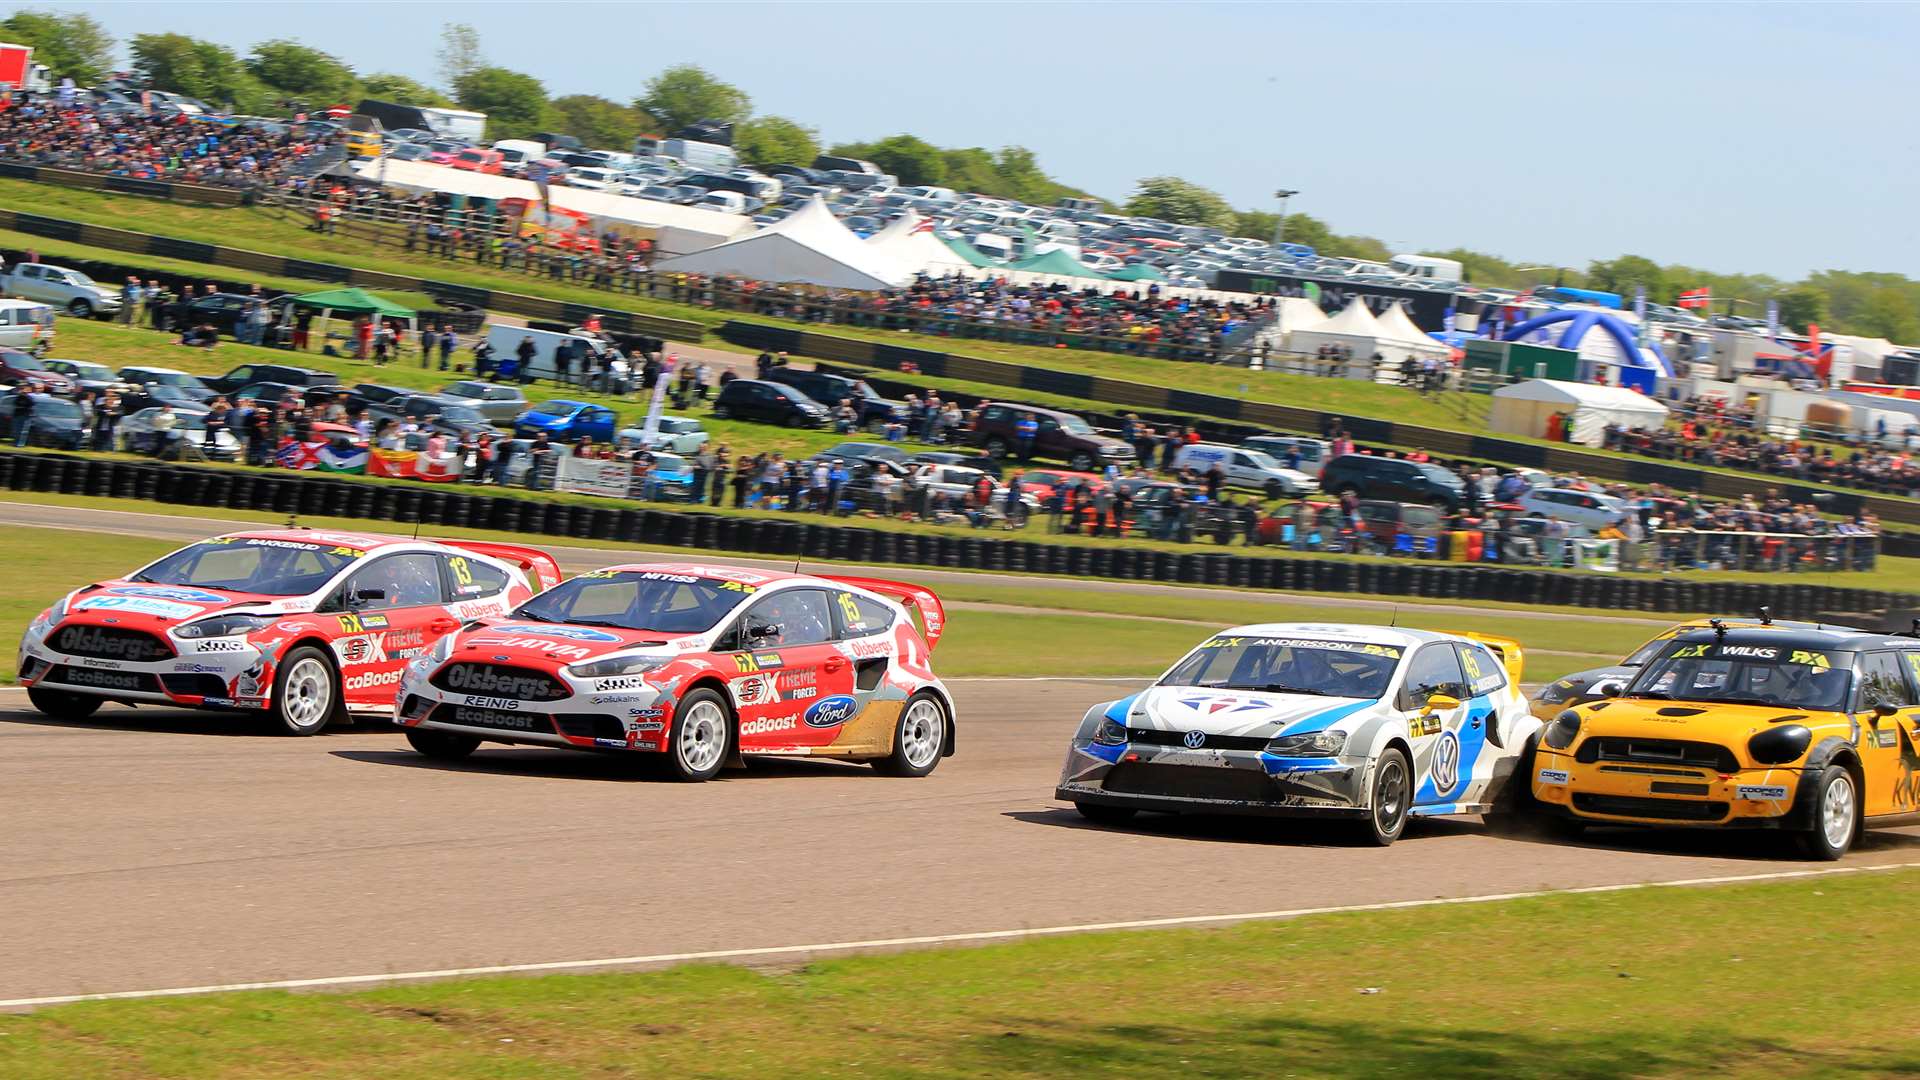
(820, 575), (945, 650)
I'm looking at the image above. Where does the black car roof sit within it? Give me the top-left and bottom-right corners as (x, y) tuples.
(1668, 626), (1911, 651)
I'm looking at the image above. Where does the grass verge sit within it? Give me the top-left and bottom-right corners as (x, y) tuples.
(0, 869), (1913, 1077)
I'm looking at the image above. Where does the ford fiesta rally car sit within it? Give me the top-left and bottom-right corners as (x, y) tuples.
(395, 562), (955, 780)
(18, 530), (559, 734)
(1057, 624), (1540, 845)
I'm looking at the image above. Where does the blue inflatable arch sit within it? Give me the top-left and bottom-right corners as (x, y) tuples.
(1499, 309), (1672, 377)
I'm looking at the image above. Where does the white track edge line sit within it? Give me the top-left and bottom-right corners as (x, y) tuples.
(5, 860), (1914, 1010)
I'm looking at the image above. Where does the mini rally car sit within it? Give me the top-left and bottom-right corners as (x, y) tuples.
(1056, 623), (1541, 845)
(1530, 623), (1920, 859)
(395, 562), (955, 780)
(18, 529), (559, 734)
(1528, 611), (1853, 721)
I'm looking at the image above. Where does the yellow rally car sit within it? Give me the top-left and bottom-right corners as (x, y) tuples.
(1529, 623), (1920, 859)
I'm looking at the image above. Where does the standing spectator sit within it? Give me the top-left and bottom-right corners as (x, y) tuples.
(93, 390), (121, 451)
(10, 386), (33, 447)
(526, 432), (554, 489)
(293, 305), (313, 351)
(692, 445), (714, 505)
(730, 454), (751, 507)
(515, 336), (538, 382)
(204, 396), (230, 454)
(438, 328), (457, 371)
(119, 277), (140, 325)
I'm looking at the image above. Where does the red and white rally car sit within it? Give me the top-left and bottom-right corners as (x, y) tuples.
(395, 562), (956, 780)
(19, 529), (560, 734)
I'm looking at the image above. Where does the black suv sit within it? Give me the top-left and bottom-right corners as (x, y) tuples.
(204, 363), (337, 396)
(1317, 454), (1466, 510)
(762, 368), (904, 430)
(968, 402), (1136, 471)
(711, 379), (831, 428)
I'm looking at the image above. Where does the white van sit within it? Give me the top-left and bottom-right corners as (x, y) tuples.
(491, 139), (547, 168)
(1242, 435), (1332, 478)
(484, 324), (618, 383)
(1172, 442), (1318, 498)
(0, 298), (55, 353)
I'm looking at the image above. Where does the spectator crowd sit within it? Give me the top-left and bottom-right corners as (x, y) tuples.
(0, 101), (336, 188)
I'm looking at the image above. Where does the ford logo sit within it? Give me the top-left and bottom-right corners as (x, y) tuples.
(804, 694), (858, 728)
(1182, 730), (1207, 749)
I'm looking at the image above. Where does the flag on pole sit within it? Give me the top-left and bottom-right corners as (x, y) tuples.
(1766, 299), (1780, 340)
(639, 354), (674, 447)
(1676, 287), (1711, 310)
(1633, 285), (1647, 321)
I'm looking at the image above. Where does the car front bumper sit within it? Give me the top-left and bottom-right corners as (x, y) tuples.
(1055, 740), (1372, 819)
(396, 662), (670, 752)
(18, 620), (271, 710)
(1531, 748), (1809, 829)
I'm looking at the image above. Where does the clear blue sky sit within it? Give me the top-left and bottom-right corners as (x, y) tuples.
(25, 1), (1919, 279)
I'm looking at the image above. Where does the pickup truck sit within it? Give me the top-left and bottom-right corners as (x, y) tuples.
(0, 263), (123, 318)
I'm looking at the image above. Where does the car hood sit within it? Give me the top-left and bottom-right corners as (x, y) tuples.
(1570, 696), (1828, 740)
(1125, 685), (1377, 738)
(61, 581), (295, 627)
(452, 620), (700, 667)
(1536, 664), (1635, 700)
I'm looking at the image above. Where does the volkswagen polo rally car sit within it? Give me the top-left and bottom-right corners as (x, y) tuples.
(1530, 623), (1920, 859)
(18, 530), (559, 735)
(395, 562), (955, 780)
(1057, 624), (1540, 845)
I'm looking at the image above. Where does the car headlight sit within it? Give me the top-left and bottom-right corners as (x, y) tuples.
(565, 655), (668, 679)
(31, 593), (71, 632)
(1543, 709), (1581, 750)
(1091, 718), (1129, 745)
(1748, 725), (1812, 765)
(175, 614), (268, 638)
(1266, 729), (1347, 756)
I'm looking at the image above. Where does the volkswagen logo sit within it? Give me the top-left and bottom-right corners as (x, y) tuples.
(1182, 730), (1207, 749)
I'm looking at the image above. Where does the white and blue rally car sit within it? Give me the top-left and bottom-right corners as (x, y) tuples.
(1055, 623), (1542, 845)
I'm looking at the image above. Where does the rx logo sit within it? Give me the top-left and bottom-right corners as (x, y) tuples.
(1182, 730), (1207, 749)
(1430, 729), (1461, 796)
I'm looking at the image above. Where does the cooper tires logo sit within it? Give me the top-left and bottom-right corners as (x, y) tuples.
(1430, 729), (1460, 796)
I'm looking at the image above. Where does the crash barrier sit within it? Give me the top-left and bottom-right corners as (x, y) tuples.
(0, 161), (250, 207)
(0, 208), (706, 343)
(721, 320), (1920, 529)
(1, 450), (1909, 622)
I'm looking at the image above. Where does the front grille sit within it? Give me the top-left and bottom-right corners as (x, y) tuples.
(554, 714), (626, 741)
(1597, 764), (1706, 778)
(1574, 793), (1730, 821)
(431, 663), (569, 701)
(47, 665), (160, 695)
(429, 703), (555, 734)
(159, 674), (229, 698)
(1127, 728), (1273, 752)
(1103, 762), (1275, 803)
(52, 624), (173, 663)
(1577, 737), (1738, 773)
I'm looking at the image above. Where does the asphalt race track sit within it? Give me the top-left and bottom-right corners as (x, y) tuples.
(2, 502), (1917, 1005)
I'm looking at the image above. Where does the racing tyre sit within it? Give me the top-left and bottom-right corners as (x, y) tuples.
(1358, 747), (1412, 846)
(873, 692), (948, 777)
(27, 687), (101, 721)
(1074, 801), (1137, 825)
(1794, 764), (1858, 861)
(664, 687), (731, 782)
(269, 646), (343, 736)
(67, 298), (93, 318)
(405, 729), (481, 760)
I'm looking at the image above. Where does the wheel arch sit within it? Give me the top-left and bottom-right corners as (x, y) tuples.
(912, 684), (958, 757)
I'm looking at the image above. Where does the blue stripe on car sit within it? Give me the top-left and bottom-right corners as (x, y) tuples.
(1276, 698), (1375, 736)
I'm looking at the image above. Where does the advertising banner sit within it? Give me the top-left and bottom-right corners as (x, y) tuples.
(554, 455), (635, 498)
(368, 447), (462, 482)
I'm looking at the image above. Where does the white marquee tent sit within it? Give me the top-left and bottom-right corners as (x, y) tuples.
(651, 197), (916, 290)
(1286, 298), (1388, 377)
(1488, 378), (1670, 447)
(864, 211), (980, 277)
(1376, 301), (1450, 356)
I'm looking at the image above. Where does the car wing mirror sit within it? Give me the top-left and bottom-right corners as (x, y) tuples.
(1873, 700), (1898, 718)
(353, 587), (387, 603)
(747, 622), (780, 641)
(1423, 694), (1461, 713)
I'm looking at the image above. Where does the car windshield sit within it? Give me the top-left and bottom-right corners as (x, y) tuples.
(511, 570), (747, 633)
(434, 403), (484, 423)
(9, 352), (47, 370)
(660, 419), (695, 433)
(142, 371), (197, 387)
(130, 538), (361, 596)
(1159, 635), (1403, 699)
(533, 401), (574, 414)
(1242, 448), (1284, 470)
(1627, 641), (1854, 710)
(34, 398), (80, 419)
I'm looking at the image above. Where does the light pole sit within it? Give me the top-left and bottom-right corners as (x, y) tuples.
(1271, 188), (1299, 248)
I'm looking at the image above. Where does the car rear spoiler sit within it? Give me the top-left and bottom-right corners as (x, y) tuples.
(439, 540), (563, 590)
(1458, 632), (1525, 687)
(820, 575), (945, 650)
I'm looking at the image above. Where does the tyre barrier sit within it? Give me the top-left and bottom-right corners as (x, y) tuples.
(1, 450), (1910, 621)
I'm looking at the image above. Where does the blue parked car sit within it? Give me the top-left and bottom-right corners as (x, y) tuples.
(513, 399), (618, 442)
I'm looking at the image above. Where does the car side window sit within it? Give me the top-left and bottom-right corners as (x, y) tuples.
(443, 554), (509, 599)
(832, 591), (895, 638)
(1402, 644), (1468, 708)
(1455, 643), (1507, 696)
(740, 588), (835, 648)
(1859, 652), (1914, 709)
(346, 553), (446, 610)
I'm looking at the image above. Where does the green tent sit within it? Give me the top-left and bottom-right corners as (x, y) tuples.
(941, 235), (1005, 269)
(1007, 248), (1110, 279)
(287, 287), (415, 319)
(1106, 263), (1168, 282)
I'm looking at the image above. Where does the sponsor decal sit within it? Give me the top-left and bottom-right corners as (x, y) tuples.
(776, 669), (817, 690)
(62, 668), (142, 691)
(1430, 729), (1461, 796)
(632, 571), (700, 583)
(1788, 650), (1830, 669)
(1176, 694), (1270, 716)
(172, 662), (227, 673)
(73, 657), (124, 669)
(1737, 785), (1790, 801)
(595, 676), (647, 692)
(804, 695), (858, 728)
(1200, 636), (1401, 658)
(108, 586), (227, 605)
(464, 696), (523, 711)
(488, 624), (621, 642)
(591, 693), (650, 705)
(191, 639), (247, 653)
(674, 638), (704, 651)
(200, 696), (239, 708)
(470, 636), (593, 660)
(452, 598), (508, 620)
(628, 710), (665, 722)
(450, 706), (541, 730)
(593, 737), (632, 749)
(1720, 646), (1778, 659)
(54, 625), (167, 662)
(344, 669), (402, 692)
(73, 595), (200, 619)
(787, 685), (819, 701)
(1536, 769), (1570, 785)
(445, 665), (554, 700)
(731, 673), (776, 708)
(741, 714), (799, 736)
(233, 659), (268, 698)
(732, 651), (784, 673)
(1875, 730), (1897, 748)
(335, 613), (389, 633)
(1409, 715), (1441, 738)
(276, 621), (307, 632)
(337, 634), (389, 667)
(840, 638), (892, 660)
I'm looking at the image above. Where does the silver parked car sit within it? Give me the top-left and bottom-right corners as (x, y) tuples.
(439, 380), (530, 425)
(615, 415), (711, 455)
